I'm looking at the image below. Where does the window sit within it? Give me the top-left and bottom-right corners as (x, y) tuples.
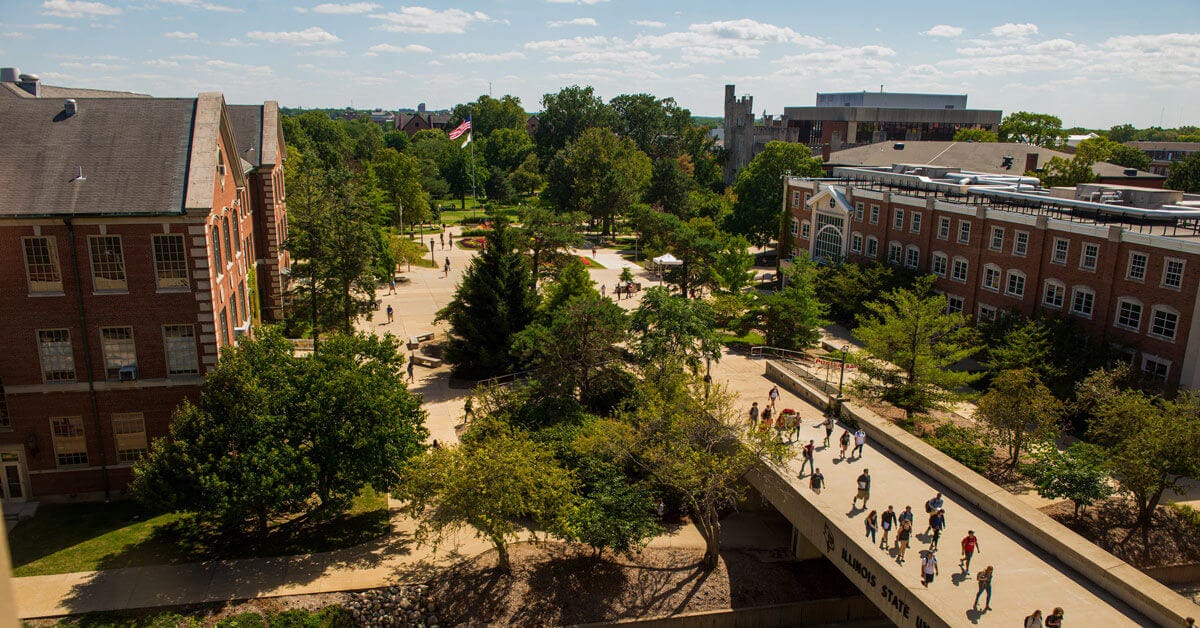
(888, 242), (902, 265)
(937, 217), (951, 240)
(88, 235), (127, 292)
(0, 379), (9, 429)
(220, 309), (230, 347)
(990, 227), (1005, 251)
(163, 325), (199, 376)
(1052, 238), (1069, 265)
(851, 233), (863, 253)
(1013, 231), (1029, 256)
(1150, 307), (1179, 340)
(152, 234), (189, 290)
(982, 265), (1001, 291)
(1071, 287), (1095, 318)
(791, 191), (800, 207)
(951, 258), (969, 283)
(112, 413), (147, 463)
(1115, 299), (1143, 331)
(211, 224), (223, 272)
(217, 147), (225, 187)
(869, 205), (880, 225)
(866, 237), (878, 258)
(946, 295), (964, 314)
(1006, 271), (1026, 298)
(221, 216), (233, 266)
(1043, 281), (1065, 309)
(789, 217), (799, 236)
(231, 285), (241, 325)
(932, 252), (948, 277)
(38, 329), (75, 382)
(22, 236), (63, 293)
(1080, 243), (1099, 271)
(239, 282), (249, 324)
(1163, 258), (1185, 289)
(51, 417), (88, 467)
(231, 214), (241, 253)
(910, 212), (922, 233)
(100, 327), (136, 381)
(893, 209), (905, 230)
(1127, 252), (1148, 281)
(958, 220), (971, 244)
(978, 305), (997, 321)
(1142, 356), (1171, 383)
(904, 246), (920, 269)
(800, 221), (811, 239)
(855, 202), (864, 220)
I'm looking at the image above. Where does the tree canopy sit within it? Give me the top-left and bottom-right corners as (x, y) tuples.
(952, 128), (998, 142)
(535, 85), (615, 165)
(727, 141), (823, 246)
(1166, 152), (1200, 193)
(999, 111), (1066, 147)
(543, 127), (652, 234)
(450, 94), (527, 139)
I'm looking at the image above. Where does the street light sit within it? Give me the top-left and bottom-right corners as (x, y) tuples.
(837, 344), (850, 398)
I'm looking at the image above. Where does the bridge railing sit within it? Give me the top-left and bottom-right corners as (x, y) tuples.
(750, 346), (842, 396)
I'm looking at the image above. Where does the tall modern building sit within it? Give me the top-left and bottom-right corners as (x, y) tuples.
(781, 163), (1200, 391)
(0, 69), (289, 502)
(723, 85), (1002, 184)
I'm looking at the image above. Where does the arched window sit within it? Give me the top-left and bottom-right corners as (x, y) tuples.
(904, 245), (920, 269)
(1114, 297), (1143, 331)
(790, 217), (799, 236)
(850, 232), (863, 253)
(221, 216), (233, 268)
(1150, 305), (1180, 341)
(1005, 270), (1026, 298)
(931, 252), (947, 276)
(866, 236), (878, 258)
(1070, 286), (1095, 318)
(210, 224), (223, 273)
(951, 257), (969, 283)
(982, 263), (1001, 291)
(1042, 280), (1065, 308)
(888, 241), (902, 265)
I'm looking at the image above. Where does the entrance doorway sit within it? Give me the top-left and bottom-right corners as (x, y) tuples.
(0, 447), (28, 503)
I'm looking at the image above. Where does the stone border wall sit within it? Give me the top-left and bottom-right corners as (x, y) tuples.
(766, 360), (1196, 627)
(569, 597), (884, 628)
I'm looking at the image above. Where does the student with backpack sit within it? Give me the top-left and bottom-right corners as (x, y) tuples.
(880, 506), (897, 549)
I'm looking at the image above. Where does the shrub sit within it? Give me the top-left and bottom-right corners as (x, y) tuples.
(924, 422), (992, 473)
(216, 613), (267, 628)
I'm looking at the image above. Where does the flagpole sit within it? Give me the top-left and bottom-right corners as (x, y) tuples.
(469, 116), (477, 219)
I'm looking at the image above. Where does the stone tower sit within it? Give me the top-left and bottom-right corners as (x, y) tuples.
(723, 85), (755, 185)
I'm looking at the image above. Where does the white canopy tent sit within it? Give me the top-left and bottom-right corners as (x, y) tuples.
(652, 253), (682, 285)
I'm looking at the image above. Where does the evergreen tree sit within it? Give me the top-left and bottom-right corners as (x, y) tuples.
(747, 257), (827, 350)
(436, 215), (538, 377)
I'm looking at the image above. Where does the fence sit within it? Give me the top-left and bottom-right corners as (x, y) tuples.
(750, 346), (849, 397)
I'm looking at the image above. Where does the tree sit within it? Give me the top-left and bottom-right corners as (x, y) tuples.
(513, 292), (627, 400)
(1108, 123), (1138, 143)
(535, 85), (615, 165)
(537, 257), (595, 316)
(1025, 443), (1113, 520)
(815, 261), (917, 326)
(598, 373), (793, 567)
(645, 157), (695, 217)
(543, 127), (652, 235)
(1166, 152), (1200, 193)
(1104, 143), (1152, 171)
(952, 128), (998, 142)
(852, 275), (981, 418)
(744, 256), (827, 350)
(1035, 154), (1099, 188)
(344, 117), (384, 161)
(629, 287), (722, 375)
(372, 148), (430, 230)
(395, 428), (576, 573)
(283, 111), (352, 169)
(518, 206), (585, 285)
(1089, 390), (1200, 548)
(450, 94), (527, 139)
(481, 127), (535, 174)
(999, 111), (1065, 147)
(608, 93), (691, 158)
(382, 129), (410, 153)
(709, 232), (755, 293)
(974, 369), (1061, 470)
(982, 317), (1058, 383)
(436, 215), (538, 377)
(508, 153), (543, 196)
(727, 141), (823, 246)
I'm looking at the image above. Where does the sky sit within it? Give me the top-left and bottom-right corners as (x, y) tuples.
(1, 0), (1198, 128)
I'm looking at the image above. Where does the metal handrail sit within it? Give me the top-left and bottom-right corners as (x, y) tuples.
(749, 346), (812, 363)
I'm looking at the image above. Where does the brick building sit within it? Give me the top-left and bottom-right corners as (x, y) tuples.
(781, 164), (1200, 391)
(0, 71), (288, 502)
(1125, 141), (1200, 176)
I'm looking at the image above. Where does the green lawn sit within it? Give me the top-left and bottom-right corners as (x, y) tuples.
(719, 330), (765, 348)
(9, 488), (388, 577)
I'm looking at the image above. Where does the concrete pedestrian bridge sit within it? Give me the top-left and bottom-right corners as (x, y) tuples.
(734, 359), (1195, 627)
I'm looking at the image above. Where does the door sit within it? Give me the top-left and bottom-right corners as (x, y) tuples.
(0, 450), (28, 503)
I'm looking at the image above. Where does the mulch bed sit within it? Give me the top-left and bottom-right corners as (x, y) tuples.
(1042, 499), (1200, 569)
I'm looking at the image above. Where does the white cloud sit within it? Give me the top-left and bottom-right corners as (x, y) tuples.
(296, 48), (348, 57)
(525, 35), (617, 52)
(368, 43), (432, 54)
(308, 2), (380, 14)
(545, 0), (608, 4)
(775, 45), (897, 77)
(990, 23), (1038, 38)
(446, 51), (525, 62)
(689, 19), (819, 44)
(247, 27), (341, 45)
(163, 30), (198, 39)
(41, 0), (121, 18)
(633, 19), (822, 60)
(32, 22), (70, 29)
(3, 31), (29, 39)
(548, 17), (597, 28)
(922, 24), (962, 38)
(159, 0), (243, 13)
(632, 20), (665, 28)
(203, 59), (273, 77)
(548, 49), (658, 64)
(370, 7), (492, 34)
(144, 59), (181, 68)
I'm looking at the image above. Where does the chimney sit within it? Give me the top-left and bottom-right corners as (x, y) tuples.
(17, 73), (40, 97)
(0, 67), (19, 83)
(64, 99), (77, 117)
(1025, 153), (1039, 172)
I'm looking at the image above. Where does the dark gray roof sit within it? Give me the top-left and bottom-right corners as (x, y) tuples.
(0, 87), (196, 217)
(228, 104), (264, 168)
(1, 82), (151, 99)
(828, 141), (1163, 180)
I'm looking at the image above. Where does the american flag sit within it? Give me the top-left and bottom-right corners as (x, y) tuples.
(448, 119), (471, 140)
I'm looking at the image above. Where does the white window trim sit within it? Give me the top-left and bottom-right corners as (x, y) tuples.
(1114, 297), (1144, 331)
(789, 217), (799, 237)
(1042, 280), (1065, 309)
(888, 242), (903, 264)
(869, 205), (880, 225)
(946, 294), (964, 314)
(1126, 251), (1148, 282)
(1051, 237), (1069, 265)
(910, 212), (922, 234)
(937, 217), (951, 240)
(951, 257), (969, 283)
(1162, 257), (1186, 290)
(800, 220), (811, 239)
(1080, 243), (1099, 272)
(1070, 286), (1096, 319)
(982, 264), (1001, 292)
(904, 245), (920, 269)
(1005, 270), (1026, 298)
(1141, 354), (1171, 383)
(866, 236), (879, 258)
(978, 304), (997, 321)
(850, 232), (863, 253)
(931, 252), (948, 277)
(1013, 231), (1029, 257)
(958, 220), (971, 244)
(893, 208), (905, 231)
(1149, 305), (1180, 341)
(989, 226), (1005, 251)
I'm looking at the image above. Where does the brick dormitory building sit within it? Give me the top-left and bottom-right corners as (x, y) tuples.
(782, 163), (1200, 392)
(0, 69), (289, 502)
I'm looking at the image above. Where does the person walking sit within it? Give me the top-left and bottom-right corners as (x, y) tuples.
(810, 468), (825, 494)
(386, 304), (394, 324)
(768, 385), (780, 409)
(880, 506), (897, 549)
(790, 411), (802, 443)
(1024, 610), (1043, 627)
(895, 520), (912, 564)
(439, 233), (445, 249)
(444, 257), (451, 277)
(800, 440), (815, 476)
(899, 505), (914, 528)
(921, 549), (939, 586)
(839, 429), (851, 459)
(822, 415), (834, 447)
(748, 402), (760, 428)
(406, 357), (415, 383)
(852, 469), (871, 509)
(851, 428), (866, 458)
(760, 405), (773, 431)
(924, 492), (944, 524)
(389, 278), (397, 294)
(960, 530), (981, 573)
(973, 565), (993, 611)
(1045, 607), (1064, 628)
(864, 510), (878, 545)
(930, 509), (946, 549)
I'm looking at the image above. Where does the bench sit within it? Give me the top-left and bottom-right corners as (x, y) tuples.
(411, 354), (442, 368)
(414, 331), (434, 342)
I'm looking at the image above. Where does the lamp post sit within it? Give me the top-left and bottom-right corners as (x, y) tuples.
(837, 344), (850, 398)
(704, 356), (712, 401)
